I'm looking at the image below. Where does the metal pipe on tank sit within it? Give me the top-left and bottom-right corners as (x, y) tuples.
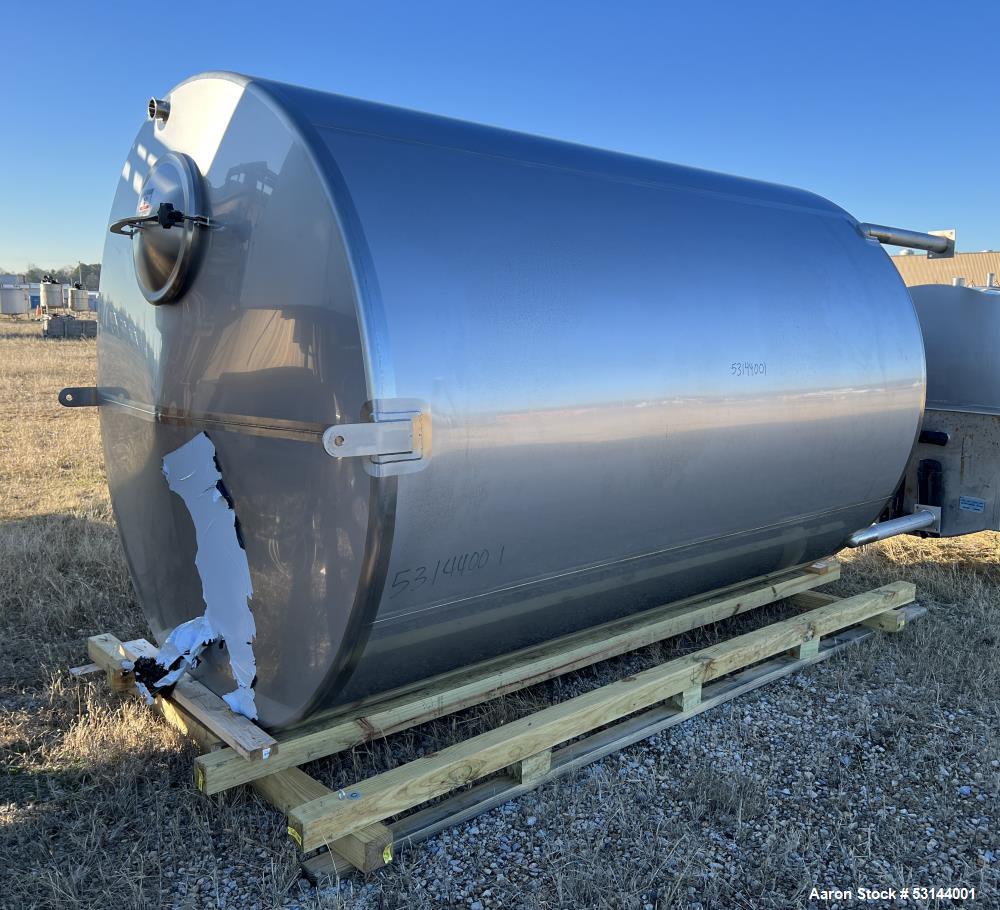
(847, 510), (937, 547)
(148, 98), (170, 122)
(859, 223), (955, 258)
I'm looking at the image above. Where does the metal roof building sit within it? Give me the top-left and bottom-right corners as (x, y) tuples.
(892, 250), (1000, 287)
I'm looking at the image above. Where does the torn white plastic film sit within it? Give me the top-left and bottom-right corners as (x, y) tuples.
(159, 432), (258, 718)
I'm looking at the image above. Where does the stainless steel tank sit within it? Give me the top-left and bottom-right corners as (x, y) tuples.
(897, 283), (1000, 537)
(39, 279), (63, 312)
(0, 286), (29, 315)
(97, 71), (925, 730)
(69, 285), (90, 312)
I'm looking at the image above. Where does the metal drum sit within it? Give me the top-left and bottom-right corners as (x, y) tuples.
(97, 72), (925, 729)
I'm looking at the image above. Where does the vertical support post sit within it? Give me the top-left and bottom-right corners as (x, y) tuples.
(671, 684), (702, 712)
(515, 749), (553, 786)
(791, 638), (820, 660)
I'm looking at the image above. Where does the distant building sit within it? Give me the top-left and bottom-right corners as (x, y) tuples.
(892, 250), (1000, 288)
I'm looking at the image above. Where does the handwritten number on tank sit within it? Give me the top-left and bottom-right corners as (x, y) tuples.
(390, 546), (507, 598)
(731, 361), (767, 377)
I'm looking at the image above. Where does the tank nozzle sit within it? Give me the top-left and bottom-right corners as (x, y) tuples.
(148, 98), (170, 123)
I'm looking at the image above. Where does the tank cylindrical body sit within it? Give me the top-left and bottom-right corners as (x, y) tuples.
(39, 280), (62, 311)
(0, 286), (29, 314)
(68, 286), (90, 312)
(98, 72), (925, 729)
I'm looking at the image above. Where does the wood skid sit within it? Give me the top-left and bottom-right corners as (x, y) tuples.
(78, 558), (922, 877)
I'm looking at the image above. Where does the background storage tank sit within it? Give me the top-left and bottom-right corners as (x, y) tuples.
(68, 283), (90, 312)
(95, 72), (925, 730)
(897, 283), (1000, 537)
(0, 286), (29, 315)
(39, 278), (62, 312)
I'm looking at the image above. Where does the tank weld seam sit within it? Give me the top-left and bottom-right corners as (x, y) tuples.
(97, 396), (327, 441)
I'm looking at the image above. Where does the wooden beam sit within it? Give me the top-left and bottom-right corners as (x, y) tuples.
(87, 634), (278, 762)
(171, 679), (277, 762)
(88, 633), (134, 692)
(386, 625), (878, 859)
(251, 768), (391, 873)
(301, 848), (361, 882)
(196, 560), (840, 794)
(251, 767), (329, 814)
(790, 590), (909, 632)
(288, 581), (913, 850)
(80, 636), (223, 753)
(327, 823), (394, 874)
(159, 697), (222, 752)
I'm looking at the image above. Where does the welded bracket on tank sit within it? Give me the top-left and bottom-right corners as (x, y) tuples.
(58, 386), (130, 408)
(322, 399), (431, 476)
(58, 387), (101, 408)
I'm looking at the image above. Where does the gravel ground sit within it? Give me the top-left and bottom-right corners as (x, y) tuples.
(281, 654), (998, 910)
(2, 322), (998, 909)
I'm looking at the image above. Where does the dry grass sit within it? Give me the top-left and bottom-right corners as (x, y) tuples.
(1, 319), (997, 909)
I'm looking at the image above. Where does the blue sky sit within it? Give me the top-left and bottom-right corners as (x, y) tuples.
(2, 1), (997, 271)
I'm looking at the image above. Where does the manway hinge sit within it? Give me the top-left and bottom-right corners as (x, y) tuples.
(322, 400), (430, 476)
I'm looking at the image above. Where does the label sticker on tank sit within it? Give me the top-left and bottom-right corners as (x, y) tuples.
(959, 496), (986, 513)
(137, 189), (153, 215)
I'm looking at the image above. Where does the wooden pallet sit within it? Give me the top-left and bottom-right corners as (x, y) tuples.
(78, 558), (923, 878)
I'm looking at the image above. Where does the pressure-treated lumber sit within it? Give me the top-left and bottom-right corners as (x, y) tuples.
(515, 750), (553, 785)
(84, 636), (224, 751)
(252, 767), (330, 813)
(195, 560), (840, 794)
(250, 768), (393, 872)
(159, 696), (223, 751)
(249, 768), (391, 872)
(87, 634), (278, 762)
(288, 581), (914, 850)
(85, 634), (386, 871)
(790, 590), (911, 632)
(327, 823), (394, 873)
(671, 684), (702, 712)
(305, 620), (903, 881)
(790, 639), (820, 659)
(79, 567), (922, 879)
